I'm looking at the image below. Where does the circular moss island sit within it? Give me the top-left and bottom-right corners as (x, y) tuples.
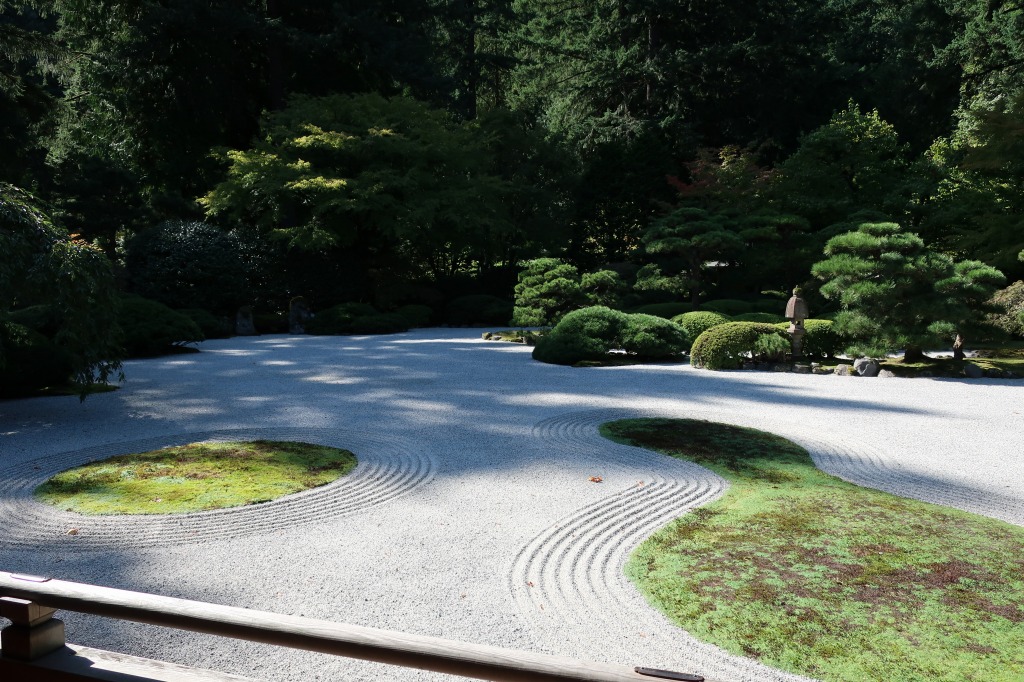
(34, 440), (357, 515)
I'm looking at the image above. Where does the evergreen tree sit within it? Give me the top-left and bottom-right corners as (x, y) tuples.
(812, 221), (1004, 361)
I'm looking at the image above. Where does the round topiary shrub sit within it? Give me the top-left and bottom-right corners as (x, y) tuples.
(732, 312), (787, 324)
(349, 313), (409, 335)
(306, 303), (379, 335)
(118, 296), (204, 357)
(620, 313), (689, 359)
(801, 319), (843, 358)
(126, 221), (252, 314)
(178, 309), (233, 339)
(690, 322), (788, 370)
(699, 299), (756, 316)
(672, 310), (731, 345)
(0, 321), (74, 396)
(445, 295), (513, 326)
(531, 331), (609, 365)
(629, 302), (694, 319)
(395, 304), (434, 328)
(552, 306), (627, 344)
(987, 280), (1024, 339)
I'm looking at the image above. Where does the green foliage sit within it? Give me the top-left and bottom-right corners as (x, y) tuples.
(530, 330), (609, 366)
(812, 221), (1005, 357)
(118, 295), (204, 357)
(986, 281), (1024, 338)
(774, 103), (910, 227)
(395, 304), (435, 328)
(126, 221), (252, 315)
(580, 268), (627, 309)
(753, 332), (789, 362)
(619, 314), (689, 359)
(690, 322), (788, 370)
(0, 320), (74, 397)
(801, 319), (843, 358)
(203, 93), (542, 289)
(512, 258), (583, 327)
(671, 311), (732, 346)
(445, 294), (513, 326)
(0, 182), (121, 390)
(699, 299), (755, 316)
(306, 303), (379, 335)
(630, 302), (694, 319)
(530, 306), (626, 366)
(348, 313), (409, 335)
(178, 309), (232, 340)
(732, 312), (786, 324)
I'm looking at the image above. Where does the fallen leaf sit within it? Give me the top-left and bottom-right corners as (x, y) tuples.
(527, 581), (535, 587)
(66, 528), (79, 536)
(589, 476), (603, 483)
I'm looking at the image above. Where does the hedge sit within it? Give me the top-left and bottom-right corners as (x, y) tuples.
(690, 322), (788, 370)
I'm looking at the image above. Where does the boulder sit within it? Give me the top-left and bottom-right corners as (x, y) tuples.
(235, 306), (257, 336)
(963, 363), (984, 379)
(853, 357), (880, 377)
(793, 364), (812, 374)
(878, 369), (896, 378)
(289, 297), (311, 334)
(834, 365), (854, 376)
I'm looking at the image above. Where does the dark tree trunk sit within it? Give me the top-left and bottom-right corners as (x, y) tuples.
(952, 333), (965, 361)
(903, 345), (926, 363)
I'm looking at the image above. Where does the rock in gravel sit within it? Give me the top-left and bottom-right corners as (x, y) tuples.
(878, 369), (897, 378)
(853, 357), (880, 377)
(963, 363), (984, 379)
(834, 365), (854, 376)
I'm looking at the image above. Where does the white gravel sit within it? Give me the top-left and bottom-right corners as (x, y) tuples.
(1, 329), (1022, 681)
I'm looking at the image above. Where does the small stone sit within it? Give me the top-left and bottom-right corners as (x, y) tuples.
(66, 528), (79, 536)
(793, 364), (811, 374)
(812, 366), (831, 375)
(878, 369), (897, 378)
(834, 365), (854, 376)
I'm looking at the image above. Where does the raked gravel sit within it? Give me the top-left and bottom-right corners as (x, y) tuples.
(1, 329), (1022, 681)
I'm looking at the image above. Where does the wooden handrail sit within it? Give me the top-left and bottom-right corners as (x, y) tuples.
(0, 573), (716, 682)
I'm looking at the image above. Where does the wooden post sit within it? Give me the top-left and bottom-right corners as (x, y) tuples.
(1, 596), (66, 661)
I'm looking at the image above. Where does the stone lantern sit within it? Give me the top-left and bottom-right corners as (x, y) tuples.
(785, 287), (809, 358)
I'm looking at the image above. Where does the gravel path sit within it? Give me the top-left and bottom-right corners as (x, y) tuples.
(1, 329), (1021, 681)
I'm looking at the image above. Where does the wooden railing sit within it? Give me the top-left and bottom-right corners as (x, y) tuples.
(0, 572), (716, 682)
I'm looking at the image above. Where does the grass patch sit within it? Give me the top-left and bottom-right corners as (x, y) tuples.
(880, 354), (1024, 378)
(601, 418), (1024, 682)
(35, 440), (357, 515)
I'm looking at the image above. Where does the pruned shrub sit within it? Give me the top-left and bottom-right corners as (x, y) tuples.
(395, 304), (434, 328)
(733, 312), (787, 323)
(306, 303), (379, 335)
(987, 280), (1024, 338)
(513, 258), (583, 327)
(0, 321), (74, 396)
(551, 306), (626, 344)
(118, 296), (203, 357)
(752, 298), (788, 314)
(620, 313), (689, 359)
(691, 322), (788, 370)
(531, 331), (609, 365)
(700, 299), (756, 316)
(179, 309), (233, 339)
(446, 295), (513, 326)
(753, 332), (790, 362)
(348, 313), (409, 335)
(803, 319), (842, 357)
(672, 310), (731, 345)
(126, 220), (251, 314)
(630, 302), (694, 319)
(254, 311), (288, 334)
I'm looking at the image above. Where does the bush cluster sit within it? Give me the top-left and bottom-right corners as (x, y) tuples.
(629, 302), (694, 319)
(306, 302), (409, 335)
(690, 321), (789, 370)
(118, 296), (204, 357)
(532, 306), (688, 365)
(987, 280), (1024, 338)
(672, 310), (731, 345)
(0, 320), (74, 396)
(446, 295), (513, 326)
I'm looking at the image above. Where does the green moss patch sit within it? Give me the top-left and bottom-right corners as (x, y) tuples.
(35, 440), (357, 515)
(601, 418), (1024, 682)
